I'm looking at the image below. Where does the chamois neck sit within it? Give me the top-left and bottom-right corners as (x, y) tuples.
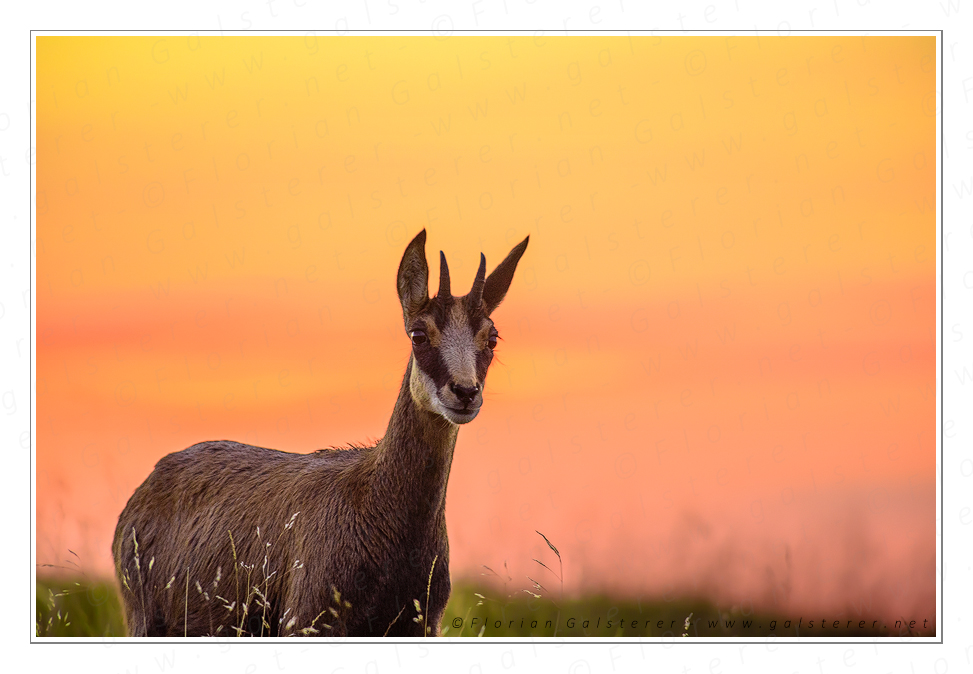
(372, 356), (459, 510)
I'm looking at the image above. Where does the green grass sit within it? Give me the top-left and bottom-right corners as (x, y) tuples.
(441, 583), (895, 638)
(443, 583), (711, 637)
(36, 577), (126, 638)
(35, 575), (910, 638)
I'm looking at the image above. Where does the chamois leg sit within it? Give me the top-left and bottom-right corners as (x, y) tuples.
(427, 608), (444, 637)
(115, 538), (162, 636)
(118, 579), (168, 636)
(122, 602), (148, 637)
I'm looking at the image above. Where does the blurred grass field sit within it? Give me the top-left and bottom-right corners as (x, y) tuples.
(36, 576), (908, 638)
(36, 577), (126, 638)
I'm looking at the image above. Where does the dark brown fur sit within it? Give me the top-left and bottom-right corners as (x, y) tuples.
(112, 230), (528, 637)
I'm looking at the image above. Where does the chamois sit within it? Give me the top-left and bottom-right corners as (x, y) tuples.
(112, 230), (528, 637)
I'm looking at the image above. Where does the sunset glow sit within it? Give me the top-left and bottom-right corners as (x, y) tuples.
(36, 35), (936, 621)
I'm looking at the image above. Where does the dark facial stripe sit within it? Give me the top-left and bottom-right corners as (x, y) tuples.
(474, 347), (493, 384)
(414, 341), (452, 390)
(411, 295), (494, 392)
(428, 296), (452, 332)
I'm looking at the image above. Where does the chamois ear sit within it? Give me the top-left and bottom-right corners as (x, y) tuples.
(481, 236), (529, 316)
(396, 230), (429, 326)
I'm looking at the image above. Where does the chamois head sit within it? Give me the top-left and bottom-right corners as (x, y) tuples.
(396, 230), (528, 425)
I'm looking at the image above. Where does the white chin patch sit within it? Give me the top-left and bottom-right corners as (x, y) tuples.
(441, 406), (480, 425)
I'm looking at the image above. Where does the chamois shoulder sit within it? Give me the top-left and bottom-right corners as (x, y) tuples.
(151, 440), (370, 478)
(153, 440), (297, 470)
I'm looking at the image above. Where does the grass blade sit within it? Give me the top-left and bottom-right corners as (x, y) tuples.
(536, 530), (560, 558)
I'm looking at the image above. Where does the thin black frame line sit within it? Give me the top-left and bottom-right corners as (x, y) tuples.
(28, 29), (945, 646)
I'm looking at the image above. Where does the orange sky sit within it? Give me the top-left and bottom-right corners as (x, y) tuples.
(36, 35), (936, 620)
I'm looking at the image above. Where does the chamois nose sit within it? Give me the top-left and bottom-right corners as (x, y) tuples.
(450, 383), (479, 406)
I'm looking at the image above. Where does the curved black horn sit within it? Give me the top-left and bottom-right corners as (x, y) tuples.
(437, 251), (451, 298)
(466, 253), (486, 311)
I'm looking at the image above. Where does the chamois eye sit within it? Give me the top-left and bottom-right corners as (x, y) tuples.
(410, 330), (427, 346)
(488, 331), (498, 349)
